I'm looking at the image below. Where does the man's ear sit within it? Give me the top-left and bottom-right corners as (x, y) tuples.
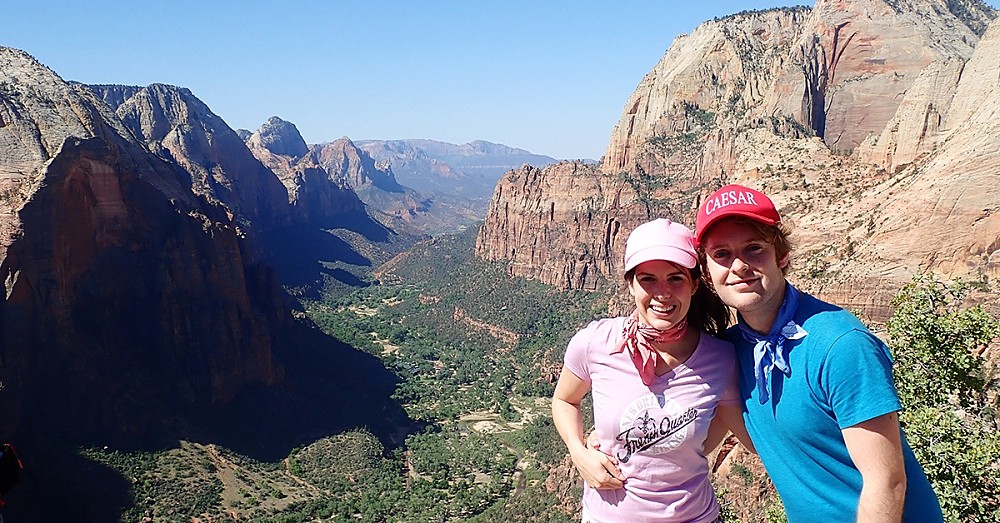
(778, 252), (790, 269)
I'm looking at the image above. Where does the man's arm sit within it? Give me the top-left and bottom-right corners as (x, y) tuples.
(705, 403), (756, 454)
(842, 412), (907, 523)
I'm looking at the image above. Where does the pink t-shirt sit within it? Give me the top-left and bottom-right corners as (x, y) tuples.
(563, 317), (738, 523)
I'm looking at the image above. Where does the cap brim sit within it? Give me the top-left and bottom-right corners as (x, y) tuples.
(696, 211), (778, 246)
(624, 245), (698, 272)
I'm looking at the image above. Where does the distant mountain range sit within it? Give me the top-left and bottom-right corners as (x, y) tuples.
(356, 138), (559, 215)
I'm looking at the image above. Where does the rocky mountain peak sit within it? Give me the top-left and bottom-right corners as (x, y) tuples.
(0, 48), (291, 443)
(96, 83), (292, 228)
(248, 116), (309, 158)
(312, 136), (404, 193)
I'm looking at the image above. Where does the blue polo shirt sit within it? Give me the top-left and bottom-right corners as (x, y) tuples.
(726, 290), (942, 522)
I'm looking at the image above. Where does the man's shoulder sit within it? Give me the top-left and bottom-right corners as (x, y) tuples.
(796, 291), (866, 332)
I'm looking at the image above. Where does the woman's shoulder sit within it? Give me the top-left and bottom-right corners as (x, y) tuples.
(570, 317), (625, 346)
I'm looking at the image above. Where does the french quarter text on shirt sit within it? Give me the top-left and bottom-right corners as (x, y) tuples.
(704, 190), (758, 215)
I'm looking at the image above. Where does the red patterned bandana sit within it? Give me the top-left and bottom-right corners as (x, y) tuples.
(611, 310), (688, 386)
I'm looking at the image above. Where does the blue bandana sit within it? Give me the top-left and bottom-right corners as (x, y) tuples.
(738, 283), (808, 404)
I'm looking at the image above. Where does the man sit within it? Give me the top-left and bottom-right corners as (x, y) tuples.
(694, 184), (942, 522)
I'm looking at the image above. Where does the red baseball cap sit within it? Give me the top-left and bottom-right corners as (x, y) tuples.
(623, 218), (698, 273)
(695, 184), (780, 245)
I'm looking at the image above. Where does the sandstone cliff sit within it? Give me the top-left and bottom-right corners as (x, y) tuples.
(91, 83), (292, 230)
(476, 162), (647, 290)
(477, 0), (999, 321)
(833, 15), (1000, 313)
(0, 47), (286, 440)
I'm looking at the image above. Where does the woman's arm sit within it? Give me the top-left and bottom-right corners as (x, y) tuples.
(552, 367), (626, 489)
(705, 403), (756, 454)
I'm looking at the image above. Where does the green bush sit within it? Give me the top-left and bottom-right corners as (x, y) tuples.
(887, 275), (1000, 521)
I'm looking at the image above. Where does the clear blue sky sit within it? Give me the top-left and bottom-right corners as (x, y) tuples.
(4, 1), (998, 160)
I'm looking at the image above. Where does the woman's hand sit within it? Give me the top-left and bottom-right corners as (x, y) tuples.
(572, 433), (625, 490)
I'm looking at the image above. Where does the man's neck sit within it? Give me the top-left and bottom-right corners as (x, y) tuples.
(740, 282), (789, 335)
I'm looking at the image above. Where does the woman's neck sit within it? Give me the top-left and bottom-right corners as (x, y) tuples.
(653, 328), (700, 374)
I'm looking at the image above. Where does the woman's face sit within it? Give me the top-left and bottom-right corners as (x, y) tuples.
(628, 260), (697, 331)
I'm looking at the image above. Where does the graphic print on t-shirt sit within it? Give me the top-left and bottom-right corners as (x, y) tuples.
(616, 392), (697, 463)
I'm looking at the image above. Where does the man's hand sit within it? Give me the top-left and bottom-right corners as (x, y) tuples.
(577, 431), (625, 489)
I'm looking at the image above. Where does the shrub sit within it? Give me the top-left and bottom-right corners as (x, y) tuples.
(887, 275), (1000, 521)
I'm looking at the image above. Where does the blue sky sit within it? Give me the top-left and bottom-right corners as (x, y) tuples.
(5, 1), (998, 160)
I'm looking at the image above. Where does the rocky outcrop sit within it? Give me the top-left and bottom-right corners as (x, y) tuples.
(0, 47), (286, 440)
(854, 59), (966, 172)
(476, 162), (648, 290)
(310, 137), (462, 234)
(247, 115), (309, 158)
(835, 16), (1000, 304)
(245, 117), (366, 225)
(313, 137), (404, 194)
(479, 0), (999, 321)
(602, 7), (812, 175)
(760, 0), (982, 153)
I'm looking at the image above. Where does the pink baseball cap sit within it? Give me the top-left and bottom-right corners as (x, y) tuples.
(623, 218), (698, 273)
(695, 184), (781, 245)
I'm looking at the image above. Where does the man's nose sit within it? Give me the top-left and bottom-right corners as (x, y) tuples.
(731, 256), (750, 273)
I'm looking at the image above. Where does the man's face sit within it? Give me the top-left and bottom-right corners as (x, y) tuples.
(701, 219), (789, 328)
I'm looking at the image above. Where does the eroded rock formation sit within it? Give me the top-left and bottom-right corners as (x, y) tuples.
(245, 117), (366, 225)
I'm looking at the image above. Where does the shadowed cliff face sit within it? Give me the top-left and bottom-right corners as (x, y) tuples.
(478, 1), (1000, 322)
(1, 135), (283, 440)
(0, 46), (415, 521)
(0, 49), (288, 442)
(0, 45), (417, 444)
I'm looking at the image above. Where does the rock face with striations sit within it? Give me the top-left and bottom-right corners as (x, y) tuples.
(476, 162), (647, 290)
(477, 0), (998, 321)
(760, 0), (982, 153)
(0, 47), (287, 441)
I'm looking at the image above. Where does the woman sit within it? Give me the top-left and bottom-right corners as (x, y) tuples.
(552, 218), (752, 523)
